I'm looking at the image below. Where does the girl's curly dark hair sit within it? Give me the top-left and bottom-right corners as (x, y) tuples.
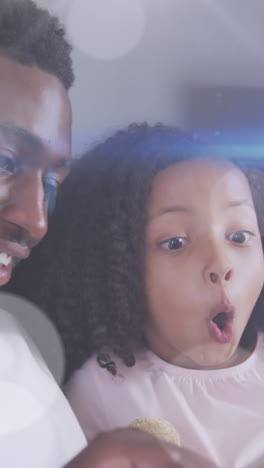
(6, 124), (264, 381)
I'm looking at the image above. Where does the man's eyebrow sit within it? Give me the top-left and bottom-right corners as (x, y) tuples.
(53, 158), (73, 170)
(0, 123), (72, 169)
(0, 123), (43, 150)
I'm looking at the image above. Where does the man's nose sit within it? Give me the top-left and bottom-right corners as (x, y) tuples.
(203, 242), (233, 286)
(1, 171), (48, 245)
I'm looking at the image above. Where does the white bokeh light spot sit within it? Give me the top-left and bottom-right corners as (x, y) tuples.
(0, 383), (44, 434)
(67, 0), (145, 60)
(0, 384), (54, 468)
(0, 293), (65, 385)
(0, 336), (16, 372)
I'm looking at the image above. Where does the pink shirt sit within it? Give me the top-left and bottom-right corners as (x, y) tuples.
(65, 334), (264, 468)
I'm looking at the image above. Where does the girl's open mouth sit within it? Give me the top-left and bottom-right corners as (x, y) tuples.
(208, 306), (234, 344)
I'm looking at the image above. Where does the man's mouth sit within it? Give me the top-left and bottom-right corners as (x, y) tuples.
(208, 304), (235, 344)
(0, 253), (13, 287)
(0, 242), (30, 287)
(0, 252), (12, 268)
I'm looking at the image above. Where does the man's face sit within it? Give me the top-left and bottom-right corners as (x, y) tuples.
(0, 55), (72, 286)
(144, 159), (264, 369)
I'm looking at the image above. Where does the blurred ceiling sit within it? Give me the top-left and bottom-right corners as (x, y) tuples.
(36, 0), (264, 153)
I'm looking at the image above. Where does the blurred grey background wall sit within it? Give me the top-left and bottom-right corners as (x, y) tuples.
(35, 0), (264, 155)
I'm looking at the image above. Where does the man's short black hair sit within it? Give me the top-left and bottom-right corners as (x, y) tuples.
(0, 0), (74, 89)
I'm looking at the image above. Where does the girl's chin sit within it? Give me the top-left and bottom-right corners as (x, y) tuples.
(184, 343), (253, 370)
(171, 341), (241, 370)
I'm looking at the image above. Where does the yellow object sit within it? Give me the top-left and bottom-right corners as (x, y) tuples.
(129, 417), (180, 446)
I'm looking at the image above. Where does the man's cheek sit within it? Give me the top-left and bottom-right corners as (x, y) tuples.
(0, 182), (11, 209)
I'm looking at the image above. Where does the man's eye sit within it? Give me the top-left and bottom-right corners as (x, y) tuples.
(160, 237), (187, 250)
(229, 230), (254, 244)
(0, 155), (16, 175)
(44, 170), (59, 216)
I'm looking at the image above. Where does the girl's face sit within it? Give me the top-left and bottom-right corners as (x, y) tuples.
(144, 158), (264, 369)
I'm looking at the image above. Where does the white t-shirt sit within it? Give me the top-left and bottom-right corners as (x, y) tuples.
(66, 334), (264, 468)
(0, 308), (87, 468)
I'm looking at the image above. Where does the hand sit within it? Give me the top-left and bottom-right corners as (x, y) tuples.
(65, 428), (218, 468)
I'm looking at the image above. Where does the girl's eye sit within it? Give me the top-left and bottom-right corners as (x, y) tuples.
(229, 230), (254, 244)
(160, 237), (187, 250)
(0, 154), (16, 175)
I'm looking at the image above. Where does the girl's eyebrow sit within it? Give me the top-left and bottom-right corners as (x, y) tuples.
(149, 205), (192, 221)
(149, 199), (255, 221)
(224, 199), (254, 209)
